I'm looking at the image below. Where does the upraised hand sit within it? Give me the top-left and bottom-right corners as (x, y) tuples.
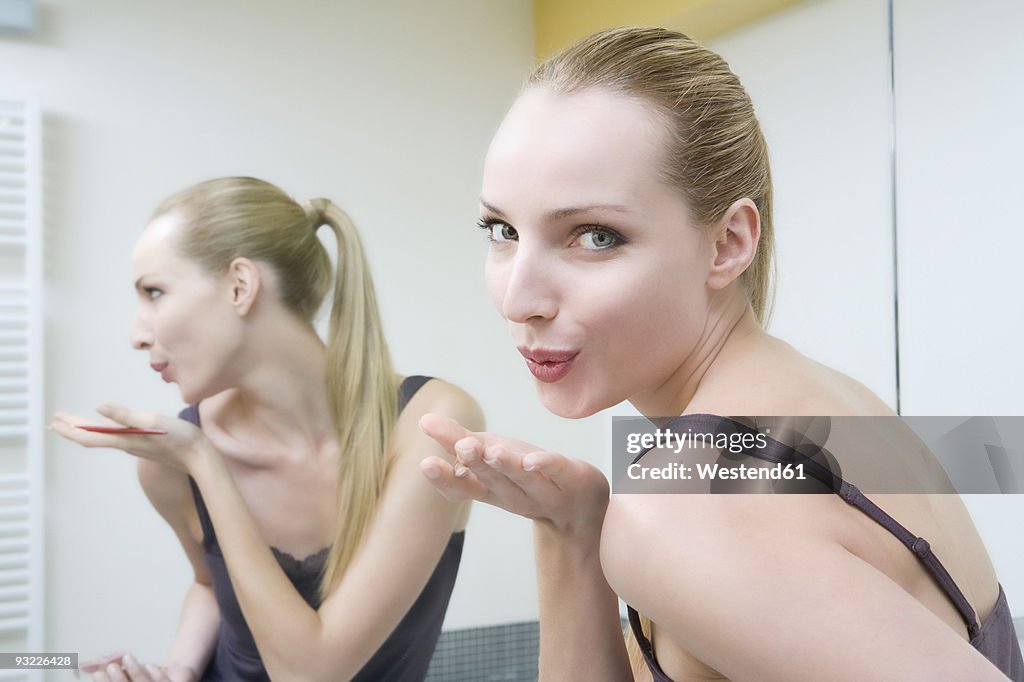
(51, 403), (209, 474)
(418, 413), (610, 536)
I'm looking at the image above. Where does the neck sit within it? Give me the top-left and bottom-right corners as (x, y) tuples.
(629, 294), (763, 418)
(214, 319), (334, 452)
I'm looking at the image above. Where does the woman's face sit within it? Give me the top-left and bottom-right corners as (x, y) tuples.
(480, 87), (717, 418)
(130, 214), (244, 404)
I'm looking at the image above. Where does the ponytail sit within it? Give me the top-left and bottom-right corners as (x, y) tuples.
(306, 199), (399, 601)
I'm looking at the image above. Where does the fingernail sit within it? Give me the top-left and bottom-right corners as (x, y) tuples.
(96, 404), (111, 415)
(107, 663), (120, 675)
(456, 446), (477, 463)
(122, 654), (135, 667)
(146, 664), (162, 677)
(454, 462), (469, 478)
(423, 467), (440, 480)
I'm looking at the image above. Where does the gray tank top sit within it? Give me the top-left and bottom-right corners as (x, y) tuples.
(626, 413), (1023, 681)
(181, 375), (464, 681)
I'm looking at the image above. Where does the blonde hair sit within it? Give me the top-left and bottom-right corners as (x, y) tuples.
(527, 27), (777, 671)
(528, 26), (776, 325)
(152, 177), (398, 601)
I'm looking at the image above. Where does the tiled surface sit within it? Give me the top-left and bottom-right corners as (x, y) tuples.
(425, 621), (539, 682)
(425, 618), (632, 681)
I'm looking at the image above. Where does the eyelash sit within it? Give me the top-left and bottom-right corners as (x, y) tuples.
(143, 287), (163, 300)
(476, 217), (506, 239)
(475, 217), (626, 250)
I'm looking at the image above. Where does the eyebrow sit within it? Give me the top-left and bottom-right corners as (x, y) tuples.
(479, 198), (633, 221)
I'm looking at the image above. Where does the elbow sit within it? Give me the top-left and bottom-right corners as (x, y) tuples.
(264, 660), (359, 682)
(260, 627), (363, 682)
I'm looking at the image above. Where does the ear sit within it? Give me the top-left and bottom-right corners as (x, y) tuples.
(226, 257), (261, 316)
(706, 198), (760, 291)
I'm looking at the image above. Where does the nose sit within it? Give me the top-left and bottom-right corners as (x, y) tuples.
(488, 242), (559, 324)
(130, 307), (153, 350)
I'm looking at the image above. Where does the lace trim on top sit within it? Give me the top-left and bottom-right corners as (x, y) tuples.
(270, 545), (329, 575)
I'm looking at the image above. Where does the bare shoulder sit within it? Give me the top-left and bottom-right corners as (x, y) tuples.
(691, 333), (894, 417)
(602, 491), (1006, 681)
(396, 376), (485, 434)
(602, 493), (843, 605)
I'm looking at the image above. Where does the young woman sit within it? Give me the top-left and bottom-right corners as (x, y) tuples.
(53, 177), (480, 681)
(418, 27), (1023, 682)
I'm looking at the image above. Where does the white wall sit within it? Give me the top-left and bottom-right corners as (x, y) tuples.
(893, 0), (1024, 616)
(0, 0), (552, 669)
(706, 0), (1023, 620)
(711, 0), (898, 408)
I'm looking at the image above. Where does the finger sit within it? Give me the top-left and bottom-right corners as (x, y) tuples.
(50, 418), (122, 449)
(53, 410), (91, 426)
(80, 653), (125, 674)
(459, 442), (532, 506)
(521, 450), (572, 488)
(486, 447), (564, 495)
(418, 413), (475, 454)
(453, 436), (483, 473)
(90, 671), (111, 682)
(144, 664), (171, 682)
(104, 662), (128, 682)
(95, 403), (153, 429)
(420, 455), (489, 501)
(120, 654), (151, 681)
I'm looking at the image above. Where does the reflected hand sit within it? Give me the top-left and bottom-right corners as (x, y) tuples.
(51, 403), (210, 474)
(78, 652), (196, 682)
(418, 413), (610, 535)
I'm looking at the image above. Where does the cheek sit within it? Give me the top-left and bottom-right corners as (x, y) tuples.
(584, 254), (706, 361)
(153, 296), (223, 355)
(152, 303), (190, 348)
(484, 254), (508, 312)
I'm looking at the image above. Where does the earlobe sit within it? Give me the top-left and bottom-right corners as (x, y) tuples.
(707, 199), (760, 291)
(228, 258), (261, 316)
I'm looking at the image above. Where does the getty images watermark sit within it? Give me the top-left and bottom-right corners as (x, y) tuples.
(612, 415), (1024, 495)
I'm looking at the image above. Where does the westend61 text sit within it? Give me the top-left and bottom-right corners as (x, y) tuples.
(627, 462), (807, 481)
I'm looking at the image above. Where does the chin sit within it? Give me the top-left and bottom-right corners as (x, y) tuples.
(177, 381), (212, 407)
(536, 383), (607, 420)
(177, 385), (199, 406)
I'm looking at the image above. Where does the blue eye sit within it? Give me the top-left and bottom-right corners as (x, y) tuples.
(572, 226), (622, 251)
(476, 219), (518, 242)
(576, 228), (619, 250)
(144, 287), (164, 300)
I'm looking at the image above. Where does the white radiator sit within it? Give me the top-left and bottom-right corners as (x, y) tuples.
(0, 96), (43, 681)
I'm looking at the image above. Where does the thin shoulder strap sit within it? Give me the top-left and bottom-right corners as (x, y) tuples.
(398, 375), (433, 412)
(627, 605), (673, 682)
(177, 405), (217, 548)
(838, 481), (981, 638)
(186, 476), (216, 546)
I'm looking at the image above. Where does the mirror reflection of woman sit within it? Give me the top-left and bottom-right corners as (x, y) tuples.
(54, 177), (479, 682)
(420, 28), (1023, 682)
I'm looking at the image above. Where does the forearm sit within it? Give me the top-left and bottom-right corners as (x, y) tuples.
(163, 580), (221, 679)
(190, 448), (326, 679)
(534, 521), (632, 682)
